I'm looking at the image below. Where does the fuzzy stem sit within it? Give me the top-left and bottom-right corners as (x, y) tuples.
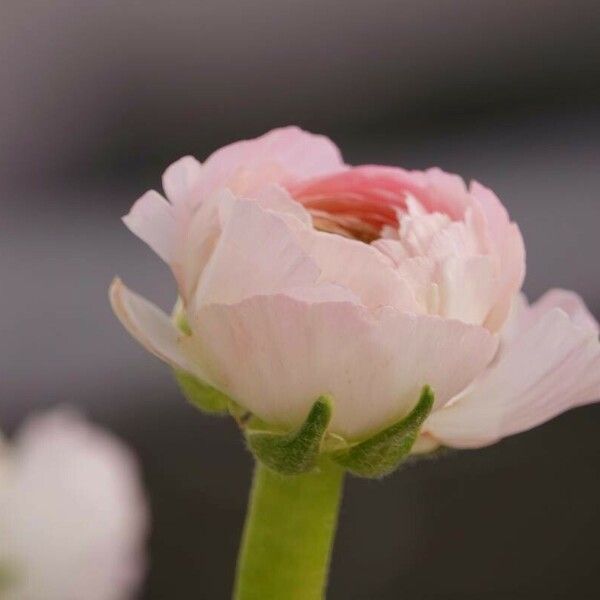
(233, 460), (344, 600)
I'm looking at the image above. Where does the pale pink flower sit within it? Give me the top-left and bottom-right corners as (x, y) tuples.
(0, 410), (148, 600)
(111, 126), (600, 445)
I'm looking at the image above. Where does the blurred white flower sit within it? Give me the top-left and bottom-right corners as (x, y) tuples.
(0, 409), (148, 600)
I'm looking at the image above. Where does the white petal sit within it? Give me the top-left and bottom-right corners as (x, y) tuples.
(194, 295), (497, 439)
(109, 278), (206, 381)
(426, 291), (600, 447)
(0, 409), (148, 600)
(122, 190), (176, 264)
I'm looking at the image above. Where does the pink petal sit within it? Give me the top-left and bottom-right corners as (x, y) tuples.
(253, 183), (313, 226)
(439, 255), (497, 325)
(197, 126), (345, 198)
(425, 290), (600, 447)
(109, 278), (206, 381)
(291, 223), (420, 311)
(122, 190), (176, 264)
(290, 167), (410, 231)
(192, 197), (321, 309)
(470, 181), (526, 330)
(161, 155), (202, 206)
(175, 186), (313, 303)
(177, 188), (236, 303)
(194, 294), (497, 439)
(291, 165), (472, 223)
(527, 288), (599, 334)
(185, 187), (418, 313)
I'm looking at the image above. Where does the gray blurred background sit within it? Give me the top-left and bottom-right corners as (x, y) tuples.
(1, 1), (600, 598)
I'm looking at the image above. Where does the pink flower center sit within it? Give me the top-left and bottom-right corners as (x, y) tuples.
(289, 168), (410, 242)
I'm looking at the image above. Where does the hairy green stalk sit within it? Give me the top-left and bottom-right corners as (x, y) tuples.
(233, 460), (344, 600)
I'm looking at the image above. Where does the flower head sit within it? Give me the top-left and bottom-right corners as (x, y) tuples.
(0, 410), (148, 600)
(110, 127), (600, 462)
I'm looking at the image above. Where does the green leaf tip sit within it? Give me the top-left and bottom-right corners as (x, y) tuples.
(246, 395), (333, 475)
(174, 369), (230, 415)
(332, 386), (434, 478)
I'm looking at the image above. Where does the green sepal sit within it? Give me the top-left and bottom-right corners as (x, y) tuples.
(174, 369), (230, 415)
(332, 386), (434, 478)
(246, 396), (333, 475)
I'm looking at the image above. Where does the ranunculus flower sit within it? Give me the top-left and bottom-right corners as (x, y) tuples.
(110, 126), (600, 447)
(0, 410), (148, 600)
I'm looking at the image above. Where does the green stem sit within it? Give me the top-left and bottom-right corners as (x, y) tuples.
(233, 460), (345, 600)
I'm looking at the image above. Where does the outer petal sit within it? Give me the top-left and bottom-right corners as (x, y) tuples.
(193, 295), (497, 439)
(526, 288), (598, 334)
(161, 155), (203, 206)
(175, 185), (313, 302)
(197, 126), (345, 199)
(122, 190), (177, 264)
(122, 157), (202, 269)
(425, 289), (600, 448)
(0, 410), (148, 600)
(109, 278), (207, 382)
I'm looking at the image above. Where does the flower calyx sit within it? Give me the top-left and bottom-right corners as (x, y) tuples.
(246, 396), (333, 475)
(331, 386), (434, 478)
(243, 387), (434, 478)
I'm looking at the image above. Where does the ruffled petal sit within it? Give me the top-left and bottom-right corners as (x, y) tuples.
(194, 294), (497, 439)
(425, 290), (600, 447)
(375, 198), (497, 323)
